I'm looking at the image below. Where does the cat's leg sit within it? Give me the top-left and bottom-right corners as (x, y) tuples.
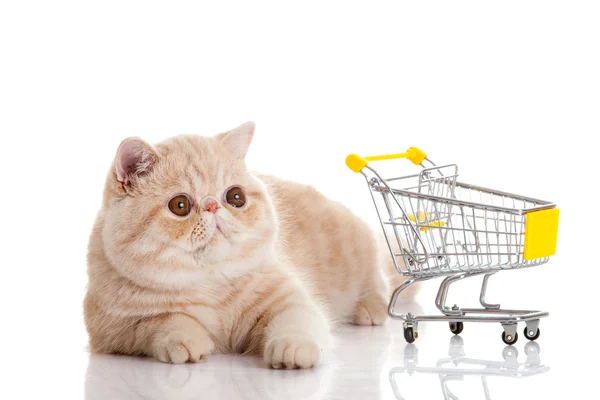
(87, 302), (215, 364)
(147, 313), (215, 363)
(262, 290), (332, 369)
(353, 267), (390, 326)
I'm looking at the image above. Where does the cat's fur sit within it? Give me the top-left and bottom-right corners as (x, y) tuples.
(84, 122), (412, 369)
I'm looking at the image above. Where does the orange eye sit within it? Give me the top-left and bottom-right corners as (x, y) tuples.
(168, 195), (192, 216)
(225, 186), (246, 208)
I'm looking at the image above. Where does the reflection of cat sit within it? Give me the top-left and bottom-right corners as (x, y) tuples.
(84, 122), (414, 367)
(85, 353), (332, 400)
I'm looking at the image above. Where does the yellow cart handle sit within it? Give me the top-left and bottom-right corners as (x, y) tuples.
(346, 147), (427, 173)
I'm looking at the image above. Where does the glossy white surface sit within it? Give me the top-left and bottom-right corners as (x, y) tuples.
(77, 308), (570, 399)
(75, 292), (588, 399)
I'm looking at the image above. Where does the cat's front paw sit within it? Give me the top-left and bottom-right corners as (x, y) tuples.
(353, 295), (389, 326)
(264, 336), (321, 369)
(151, 330), (214, 364)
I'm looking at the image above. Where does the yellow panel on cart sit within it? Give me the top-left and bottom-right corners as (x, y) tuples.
(524, 208), (560, 260)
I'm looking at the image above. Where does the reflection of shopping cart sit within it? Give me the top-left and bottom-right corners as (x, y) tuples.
(389, 336), (549, 400)
(346, 148), (559, 344)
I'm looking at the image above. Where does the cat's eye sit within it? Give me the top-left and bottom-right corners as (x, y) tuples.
(168, 194), (192, 216)
(224, 186), (246, 208)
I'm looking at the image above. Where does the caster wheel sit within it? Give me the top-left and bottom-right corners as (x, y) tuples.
(449, 321), (464, 335)
(404, 326), (416, 343)
(524, 327), (540, 341)
(501, 331), (518, 345)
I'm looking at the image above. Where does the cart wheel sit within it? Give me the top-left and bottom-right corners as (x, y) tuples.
(404, 327), (416, 343)
(524, 327), (540, 341)
(449, 321), (464, 335)
(501, 331), (518, 345)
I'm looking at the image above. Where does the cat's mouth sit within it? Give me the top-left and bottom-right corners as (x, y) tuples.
(214, 215), (234, 239)
(213, 223), (233, 243)
(207, 220), (230, 243)
(191, 218), (236, 264)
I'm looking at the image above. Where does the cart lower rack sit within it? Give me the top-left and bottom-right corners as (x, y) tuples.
(346, 147), (559, 344)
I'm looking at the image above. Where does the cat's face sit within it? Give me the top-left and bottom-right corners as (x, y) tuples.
(100, 123), (277, 288)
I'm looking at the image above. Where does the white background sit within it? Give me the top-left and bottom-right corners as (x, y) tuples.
(0, 1), (598, 399)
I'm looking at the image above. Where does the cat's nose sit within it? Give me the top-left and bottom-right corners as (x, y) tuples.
(201, 197), (220, 214)
(205, 201), (218, 214)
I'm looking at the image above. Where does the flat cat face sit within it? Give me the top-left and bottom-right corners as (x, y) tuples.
(100, 123), (277, 289)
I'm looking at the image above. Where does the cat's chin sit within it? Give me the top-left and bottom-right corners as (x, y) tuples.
(195, 237), (233, 266)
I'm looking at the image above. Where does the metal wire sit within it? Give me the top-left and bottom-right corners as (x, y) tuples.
(362, 163), (556, 277)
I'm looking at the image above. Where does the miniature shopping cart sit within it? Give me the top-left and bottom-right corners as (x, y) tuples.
(346, 147), (559, 345)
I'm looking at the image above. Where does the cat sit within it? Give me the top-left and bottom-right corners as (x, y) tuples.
(84, 122), (413, 369)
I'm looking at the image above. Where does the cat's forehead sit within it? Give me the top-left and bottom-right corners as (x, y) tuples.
(153, 135), (246, 191)
(156, 135), (222, 167)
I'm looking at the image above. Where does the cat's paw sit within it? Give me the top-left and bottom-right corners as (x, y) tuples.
(264, 336), (321, 369)
(353, 296), (389, 326)
(151, 330), (214, 364)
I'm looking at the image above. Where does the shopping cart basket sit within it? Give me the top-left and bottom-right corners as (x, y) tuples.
(346, 147), (559, 344)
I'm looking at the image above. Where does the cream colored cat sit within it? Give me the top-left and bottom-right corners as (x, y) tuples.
(84, 122), (412, 369)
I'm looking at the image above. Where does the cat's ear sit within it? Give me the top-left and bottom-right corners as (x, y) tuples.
(218, 121), (255, 160)
(114, 137), (159, 184)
